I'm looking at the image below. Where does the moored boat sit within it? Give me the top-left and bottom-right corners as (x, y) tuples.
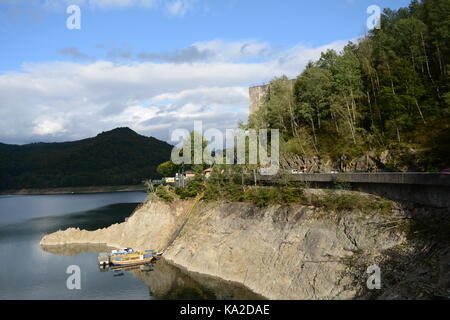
(110, 250), (157, 266)
(98, 248), (162, 267)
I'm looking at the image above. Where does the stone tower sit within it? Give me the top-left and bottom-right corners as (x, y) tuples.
(249, 84), (270, 115)
(249, 79), (296, 115)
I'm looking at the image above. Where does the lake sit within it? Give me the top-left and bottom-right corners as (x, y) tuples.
(0, 192), (263, 300)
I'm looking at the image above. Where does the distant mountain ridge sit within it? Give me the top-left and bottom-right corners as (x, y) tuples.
(0, 127), (173, 190)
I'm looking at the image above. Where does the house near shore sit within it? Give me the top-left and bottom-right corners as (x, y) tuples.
(204, 168), (213, 179)
(164, 177), (175, 184)
(163, 168), (213, 186)
(184, 171), (196, 179)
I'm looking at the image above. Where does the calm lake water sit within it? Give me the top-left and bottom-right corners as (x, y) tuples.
(0, 192), (263, 300)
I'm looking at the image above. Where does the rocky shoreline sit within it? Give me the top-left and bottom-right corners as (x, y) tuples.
(40, 192), (450, 300)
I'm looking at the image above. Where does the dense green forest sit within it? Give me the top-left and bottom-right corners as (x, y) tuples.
(0, 128), (172, 190)
(248, 0), (449, 171)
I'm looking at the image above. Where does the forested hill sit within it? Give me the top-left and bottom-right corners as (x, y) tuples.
(0, 128), (173, 190)
(249, 0), (449, 172)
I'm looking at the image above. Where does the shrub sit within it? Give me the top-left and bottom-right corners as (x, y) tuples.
(155, 185), (175, 202)
(204, 167), (305, 206)
(176, 180), (203, 199)
(320, 191), (394, 213)
(244, 186), (281, 207)
(281, 184), (304, 204)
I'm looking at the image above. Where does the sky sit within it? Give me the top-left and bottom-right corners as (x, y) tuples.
(0, 0), (411, 145)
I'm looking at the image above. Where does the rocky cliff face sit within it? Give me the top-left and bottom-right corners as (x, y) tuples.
(280, 148), (423, 173)
(40, 199), (194, 251)
(163, 201), (399, 299)
(40, 193), (450, 300)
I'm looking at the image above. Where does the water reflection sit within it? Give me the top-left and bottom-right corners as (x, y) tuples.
(41, 244), (265, 300)
(41, 243), (114, 256)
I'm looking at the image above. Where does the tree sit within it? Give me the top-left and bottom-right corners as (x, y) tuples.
(294, 63), (332, 148)
(246, 0), (450, 171)
(333, 44), (364, 144)
(156, 161), (178, 177)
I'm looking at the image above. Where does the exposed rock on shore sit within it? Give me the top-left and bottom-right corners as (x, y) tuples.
(40, 199), (194, 251)
(40, 193), (450, 300)
(163, 201), (403, 299)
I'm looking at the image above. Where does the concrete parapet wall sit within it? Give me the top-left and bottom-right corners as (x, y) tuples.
(285, 173), (450, 186)
(260, 173), (450, 208)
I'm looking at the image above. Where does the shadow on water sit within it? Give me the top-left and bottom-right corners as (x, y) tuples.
(41, 243), (265, 300)
(132, 258), (266, 300)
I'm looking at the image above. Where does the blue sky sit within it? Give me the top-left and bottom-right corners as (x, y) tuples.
(0, 0), (411, 144)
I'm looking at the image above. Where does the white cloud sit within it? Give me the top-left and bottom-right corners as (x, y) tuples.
(0, 39), (348, 144)
(152, 86), (248, 108)
(193, 39), (273, 62)
(165, 0), (194, 16)
(103, 104), (159, 123)
(32, 116), (66, 135)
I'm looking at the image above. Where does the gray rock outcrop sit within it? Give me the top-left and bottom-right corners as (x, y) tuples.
(40, 193), (450, 300)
